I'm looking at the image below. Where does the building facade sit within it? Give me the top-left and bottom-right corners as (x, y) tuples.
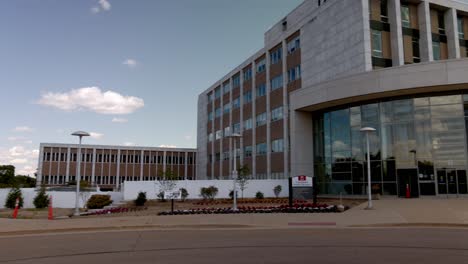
(197, 0), (468, 197)
(37, 143), (197, 190)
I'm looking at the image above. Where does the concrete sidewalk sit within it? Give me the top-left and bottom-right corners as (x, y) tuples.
(1, 198), (467, 234)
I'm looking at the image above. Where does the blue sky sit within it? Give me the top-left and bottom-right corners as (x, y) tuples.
(0, 0), (302, 175)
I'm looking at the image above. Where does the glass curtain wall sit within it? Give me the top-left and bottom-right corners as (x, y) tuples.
(313, 93), (468, 196)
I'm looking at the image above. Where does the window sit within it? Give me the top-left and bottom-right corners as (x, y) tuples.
(380, 0), (388, 23)
(272, 139), (284, 152)
(223, 151), (230, 161)
(433, 41), (441, 60)
(256, 58), (266, 73)
(223, 82), (230, 94)
(256, 112), (267, 127)
(215, 107), (221, 118)
(412, 37), (420, 63)
(438, 11), (445, 35)
(215, 130), (222, 140)
(208, 133), (213, 142)
(271, 74), (283, 91)
(243, 68), (252, 81)
(271, 106), (283, 122)
(256, 143), (267, 156)
(233, 75), (240, 87)
(288, 65), (301, 83)
(215, 152), (220, 161)
(232, 97), (240, 109)
(458, 17), (465, 40)
(287, 36), (300, 54)
(256, 83), (266, 97)
(244, 146), (252, 157)
(224, 126), (231, 137)
(371, 30), (383, 57)
(270, 48), (282, 64)
(233, 122), (241, 134)
(401, 5), (410, 28)
(223, 103), (230, 115)
(244, 118), (253, 130)
(214, 87), (221, 99)
(208, 93), (214, 102)
(244, 90), (252, 104)
(208, 111), (214, 121)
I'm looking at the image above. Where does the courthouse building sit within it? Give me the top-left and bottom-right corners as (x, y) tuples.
(197, 0), (468, 197)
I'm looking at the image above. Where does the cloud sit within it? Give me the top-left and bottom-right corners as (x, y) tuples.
(89, 132), (104, 139)
(13, 126), (33, 132)
(0, 146), (39, 176)
(123, 142), (135, 146)
(122, 59), (137, 68)
(38, 86), (144, 114)
(158, 144), (177, 148)
(112, 117), (128, 123)
(7, 137), (32, 144)
(91, 0), (111, 14)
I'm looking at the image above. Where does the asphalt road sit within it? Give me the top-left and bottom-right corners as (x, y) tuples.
(0, 228), (467, 263)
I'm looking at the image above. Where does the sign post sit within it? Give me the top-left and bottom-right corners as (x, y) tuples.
(289, 175), (314, 205)
(164, 190), (182, 214)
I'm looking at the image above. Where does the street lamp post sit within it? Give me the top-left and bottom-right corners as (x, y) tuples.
(360, 127), (376, 209)
(71, 131), (90, 216)
(227, 133), (242, 211)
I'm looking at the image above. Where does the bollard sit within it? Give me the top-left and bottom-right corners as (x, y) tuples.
(12, 198), (20, 219)
(48, 195), (54, 220)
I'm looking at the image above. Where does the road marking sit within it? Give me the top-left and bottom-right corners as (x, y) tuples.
(288, 222), (336, 226)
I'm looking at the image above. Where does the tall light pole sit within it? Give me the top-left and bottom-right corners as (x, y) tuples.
(227, 133), (242, 211)
(71, 131), (90, 216)
(360, 127), (376, 209)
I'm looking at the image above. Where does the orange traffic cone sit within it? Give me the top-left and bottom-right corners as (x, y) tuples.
(12, 198), (20, 219)
(405, 184), (411, 198)
(48, 195), (53, 220)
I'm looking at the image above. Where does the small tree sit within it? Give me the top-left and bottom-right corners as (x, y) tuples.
(200, 186), (218, 200)
(33, 186), (50, 209)
(155, 170), (178, 201)
(135, 192), (147, 206)
(228, 190), (238, 200)
(180, 188), (189, 202)
(255, 191), (264, 199)
(86, 194), (112, 209)
(5, 187), (23, 209)
(157, 191), (166, 202)
(273, 185), (282, 198)
(237, 165), (250, 199)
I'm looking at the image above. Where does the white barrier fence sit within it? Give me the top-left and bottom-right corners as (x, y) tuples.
(0, 188), (123, 209)
(123, 180), (289, 201)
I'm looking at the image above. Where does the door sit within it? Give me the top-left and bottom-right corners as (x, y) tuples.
(397, 168), (419, 198)
(437, 169), (468, 196)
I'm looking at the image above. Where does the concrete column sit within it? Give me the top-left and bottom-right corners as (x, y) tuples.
(65, 147), (71, 183)
(91, 148), (96, 185)
(239, 65), (245, 165)
(184, 152), (188, 180)
(116, 149), (121, 189)
(37, 144), (44, 187)
(266, 50), (272, 179)
(219, 82), (224, 179)
(140, 150), (144, 180)
(389, 0), (404, 66)
(252, 62), (257, 178)
(418, 1), (434, 62)
(211, 91), (215, 180)
(163, 151), (167, 176)
(445, 8), (460, 59)
(229, 76), (233, 178)
(362, 0), (373, 71)
(281, 40), (289, 179)
(290, 110), (314, 178)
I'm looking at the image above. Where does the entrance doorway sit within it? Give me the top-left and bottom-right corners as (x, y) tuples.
(436, 169), (468, 196)
(397, 168), (419, 198)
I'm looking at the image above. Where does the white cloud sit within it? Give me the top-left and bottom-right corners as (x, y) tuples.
(7, 137), (32, 144)
(122, 59), (137, 68)
(91, 0), (111, 14)
(123, 142), (135, 146)
(38, 86), (144, 114)
(112, 117), (128, 123)
(13, 126), (33, 132)
(10, 158), (28, 164)
(158, 144), (177, 148)
(0, 146), (39, 176)
(89, 132), (104, 139)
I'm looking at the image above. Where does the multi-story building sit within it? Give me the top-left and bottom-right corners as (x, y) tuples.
(37, 143), (197, 190)
(197, 0), (468, 197)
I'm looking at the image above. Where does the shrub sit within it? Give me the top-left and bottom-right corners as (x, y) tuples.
(229, 190), (238, 200)
(273, 185), (282, 198)
(200, 186), (218, 200)
(134, 192), (147, 206)
(5, 187), (23, 209)
(180, 188), (189, 202)
(157, 191), (166, 202)
(86, 194), (112, 209)
(33, 187), (50, 209)
(255, 191), (264, 199)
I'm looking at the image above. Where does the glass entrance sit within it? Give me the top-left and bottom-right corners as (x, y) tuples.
(437, 169), (468, 195)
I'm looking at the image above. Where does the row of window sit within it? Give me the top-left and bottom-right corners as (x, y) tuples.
(207, 36), (301, 102)
(208, 106), (284, 142)
(43, 152), (194, 165)
(208, 139), (284, 162)
(42, 175), (191, 185)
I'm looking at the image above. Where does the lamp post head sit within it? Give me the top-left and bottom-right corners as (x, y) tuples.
(71, 131), (90, 138)
(360, 127), (376, 133)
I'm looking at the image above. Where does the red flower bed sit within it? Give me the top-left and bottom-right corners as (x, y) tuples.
(85, 207), (147, 216)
